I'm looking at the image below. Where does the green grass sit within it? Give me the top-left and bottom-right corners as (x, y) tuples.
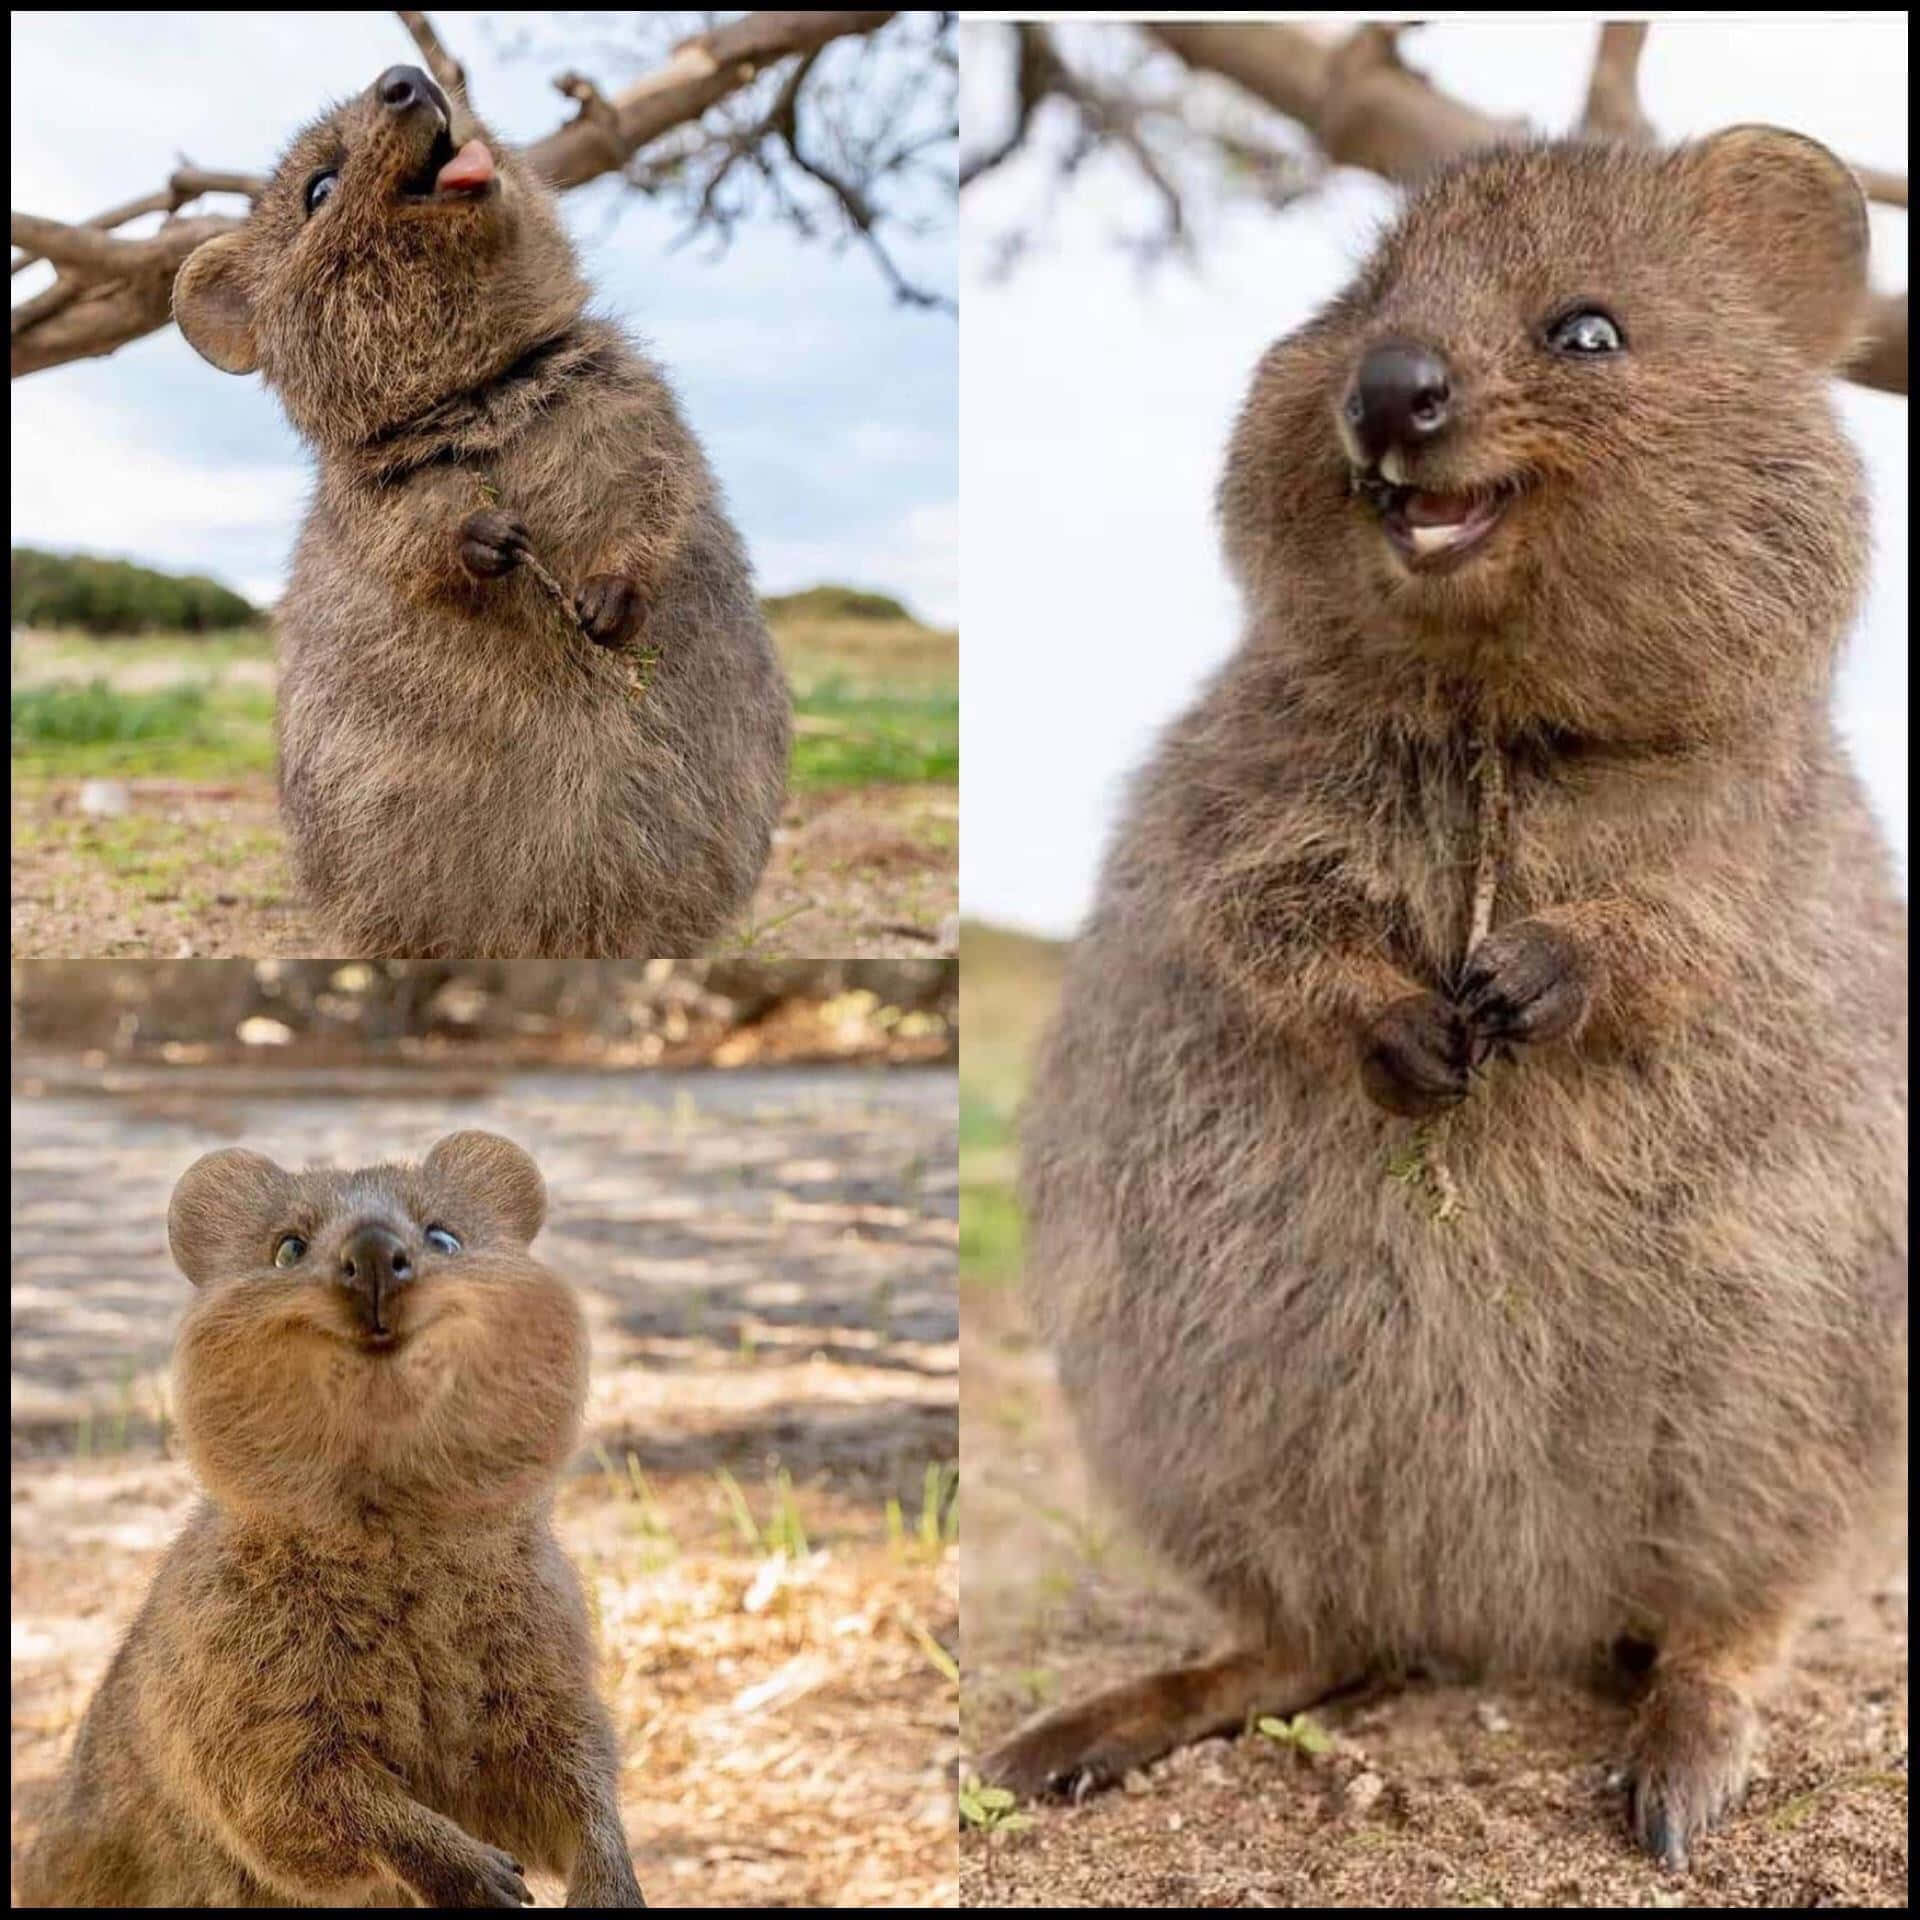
(959, 922), (1068, 1285)
(789, 676), (958, 791)
(10, 675), (276, 779)
(14, 618), (956, 795)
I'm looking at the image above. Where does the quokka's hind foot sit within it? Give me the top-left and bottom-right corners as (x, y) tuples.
(1625, 1612), (1796, 1870)
(1626, 1668), (1759, 1870)
(978, 1645), (1351, 1803)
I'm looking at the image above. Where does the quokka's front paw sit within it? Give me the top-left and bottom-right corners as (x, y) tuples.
(457, 507), (531, 580)
(1358, 991), (1473, 1119)
(1458, 917), (1593, 1048)
(412, 1839), (533, 1909)
(574, 572), (642, 649)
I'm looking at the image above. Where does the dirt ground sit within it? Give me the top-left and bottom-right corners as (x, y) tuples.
(960, 1284), (1907, 1910)
(11, 1062), (958, 1908)
(956, 921), (1908, 1910)
(9, 774), (958, 960)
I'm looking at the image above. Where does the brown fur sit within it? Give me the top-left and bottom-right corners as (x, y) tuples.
(17, 1132), (647, 1908)
(992, 130), (1907, 1869)
(173, 71), (790, 957)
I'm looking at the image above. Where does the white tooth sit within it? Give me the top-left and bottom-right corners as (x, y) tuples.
(1380, 451), (1410, 485)
(1410, 524), (1463, 555)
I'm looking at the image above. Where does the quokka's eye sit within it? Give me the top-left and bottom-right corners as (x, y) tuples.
(1546, 308), (1625, 355)
(424, 1226), (462, 1255)
(305, 171), (339, 215)
(273, 1234), (309, 1268)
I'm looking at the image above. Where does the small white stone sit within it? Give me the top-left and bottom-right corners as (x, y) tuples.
(1345, 1770), (1386, 1814)
(78, 778), (131, 819)
(236, 1016), (294, 1047)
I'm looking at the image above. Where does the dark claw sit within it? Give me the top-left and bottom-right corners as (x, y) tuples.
(1634, 1794), (1688, 1872)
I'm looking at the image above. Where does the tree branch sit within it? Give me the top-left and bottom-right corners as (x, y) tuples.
(524, 11), (898, 193)
(1854, 164), (1907, 210)
(1851, 291), (1908, 396)
(396, 8), (467, 102)
(1580, 22), (1653, 143)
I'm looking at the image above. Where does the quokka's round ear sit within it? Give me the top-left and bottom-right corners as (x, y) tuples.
(167, 1148), (291, 1286)
(1681, 124), (1871, 368)
(172, 232), (262, 375)
(424, 1131), (547, 1242)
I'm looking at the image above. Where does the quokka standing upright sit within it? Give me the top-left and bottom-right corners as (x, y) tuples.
(988, 127), (1906, 1869)
(173, 66), (791, 958)
(18, 1132), (646, 1908)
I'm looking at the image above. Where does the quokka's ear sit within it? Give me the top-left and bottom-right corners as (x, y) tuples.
(1679, 125), (1871, 369)
(172, 231), (262, 375)
(167, 1148), (292, 1287)
(424, 1131), (547, 1243)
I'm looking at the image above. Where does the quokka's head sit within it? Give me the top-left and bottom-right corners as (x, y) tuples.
(172, 65), (588, 449)
(168, 1131), (588, 1524)
(1221, 127), (1872, 739)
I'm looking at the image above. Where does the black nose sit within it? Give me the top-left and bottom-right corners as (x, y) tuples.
(375, 65), (449, 123)
(337, 1224), (413, 1331)
(1343, 342), (1454, 465)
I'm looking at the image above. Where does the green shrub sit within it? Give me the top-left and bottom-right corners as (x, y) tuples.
(10, 547), (259, 636)
(11, 678), (213, 747)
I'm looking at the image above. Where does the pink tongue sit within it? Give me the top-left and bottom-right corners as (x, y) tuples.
(435, 139), (495, 193)
(1403, 489), (1474, 528)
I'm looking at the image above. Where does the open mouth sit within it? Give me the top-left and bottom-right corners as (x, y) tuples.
(1354, 472), (1521, 572)
(398, 124), (498, 203)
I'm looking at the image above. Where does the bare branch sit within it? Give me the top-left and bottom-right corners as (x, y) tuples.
(169, 167), (269, 202)
(1849, 291), (1908, 396)
(1581, 22), (1653, 143)
(396, 9), (467, 103)
(959, 23), (1071, 189)
(1854, 164), (1908, 210)
(10, 167), (261, 278)
(1148, 21), (1525, 182)
(772, 51), (955, 313)
(9, 272), (87, 337)
(526, 11), (897, 191)
(11, 211), (237, 277)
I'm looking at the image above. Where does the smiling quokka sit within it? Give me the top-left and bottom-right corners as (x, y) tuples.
(989, 128), (1906, 1869)
(17, 1132), (646, 1908)
(172, 67), (790, 958)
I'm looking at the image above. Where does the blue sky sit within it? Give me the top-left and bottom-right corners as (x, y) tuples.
(961, 16), (1909, 934)
(9, 10), (958, 624)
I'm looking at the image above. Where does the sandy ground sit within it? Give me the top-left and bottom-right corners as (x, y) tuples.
(959, 1275), (1908, 1909)
(11, 1063), (958, 1908)
(9, 775), (958, 960)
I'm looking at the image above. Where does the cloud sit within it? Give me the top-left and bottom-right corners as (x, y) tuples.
(11, 374), (308, 592)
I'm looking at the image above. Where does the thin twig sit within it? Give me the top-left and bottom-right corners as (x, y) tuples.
(396, 9), (468, 103)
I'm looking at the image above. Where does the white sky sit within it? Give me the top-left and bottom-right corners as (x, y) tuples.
(8, 11), (958, 624)
(960, 16), (1909, 936)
